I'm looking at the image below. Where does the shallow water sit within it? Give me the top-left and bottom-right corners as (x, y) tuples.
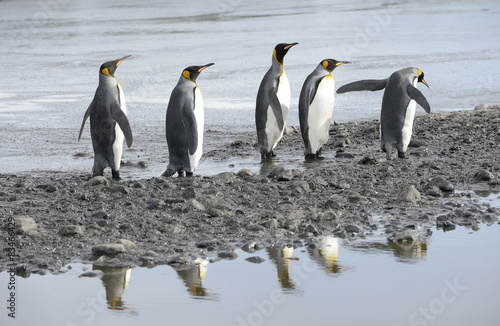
(1, 0), (499, 177)
(2, 223), (500, 326)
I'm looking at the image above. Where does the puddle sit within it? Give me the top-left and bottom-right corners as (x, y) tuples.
(2, 225), (499, 325)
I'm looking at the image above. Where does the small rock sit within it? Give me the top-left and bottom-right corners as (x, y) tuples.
(268, 166), (293, 181)
(474, 104), (489, 110)
(148, 199), (166, 209)
(393, 229), (420, 242)
(118, 239), (136, 248)
(92, 211), (109, 219)
(473, 169), (493, 182)
(358, 155), (377, 165)
(399, 185), (421, 203)
(218, 251), (238, 260)
(13, 216), (37, 235)
(345, 223), (363, 234)
(181, 199), (206, 213)
(333, 137), (351, 147)
(259, 218), (279, 229)
(429, 177), (455, 193)
(237, 169), (255, 178)
(409, 139), (427, 148)
(59, 225), (84, 237)
(16, 179), (35, 188)
(245, 256), (265, 264)
(213, 172), (236, 183)
(182, 187), (199, 199)
(241, 241), (258, 252)
(86, 176), (109, 187)
(109, 185), (129, 194)
(92, 244), (126, 256)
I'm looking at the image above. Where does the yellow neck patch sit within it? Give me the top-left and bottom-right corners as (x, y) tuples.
(102, 67), (111, 77)
(273, 49), (282, 65)
(322, 60), (329, 70)
(183, 70), (191, 81)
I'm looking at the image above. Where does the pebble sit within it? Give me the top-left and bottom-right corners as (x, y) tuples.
(245, 256), (265, 264)
(473, 169), (493, 182)
(86, 176), (109, 186)
(59, 225), (84, 237)
(92, 244), (126, 256)
(181, 199), (206, 213)
(13, 216), (37, 235)
(399, 185), (421, 203)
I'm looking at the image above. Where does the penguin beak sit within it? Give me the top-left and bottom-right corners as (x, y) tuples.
(198, 63), (215, 73)
(116, 55), (131, 67)
(284, 42), (298, 50)
(421, 78), (429, 88)
(335, 61), (351, 66)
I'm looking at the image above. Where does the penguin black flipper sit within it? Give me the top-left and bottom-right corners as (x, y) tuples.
(181, 103), (198, 156)
(110, 103), (133, 148)
(298, 80), (316, 147)
(268, 87), (284, 132)
(336, 79), (388, 94)
(78, 101), (94, 142)
(407, 85), (431, 113)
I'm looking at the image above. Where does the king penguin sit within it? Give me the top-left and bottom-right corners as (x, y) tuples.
(337, 67), (430, 159)
(299, 59), (350, 159)
(255, 42), (298, 159)
(78, 55), (133, 180)
(162, 63), (214, 177)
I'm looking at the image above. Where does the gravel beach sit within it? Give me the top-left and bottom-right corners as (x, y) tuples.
(2, 104), (500, 274)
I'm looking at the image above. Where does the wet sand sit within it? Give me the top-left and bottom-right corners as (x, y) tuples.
(1, 104), (500, 273)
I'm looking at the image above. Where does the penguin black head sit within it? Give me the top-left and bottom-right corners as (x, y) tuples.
(273, 42), (298, 65)
(100, 55), (131, 78)
(417, 68), (429, 88)
(182, 63), (215, 83)
(321, 59), (351, 73)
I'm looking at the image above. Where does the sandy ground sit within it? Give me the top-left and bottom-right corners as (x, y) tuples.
(1, 104), (500, 274)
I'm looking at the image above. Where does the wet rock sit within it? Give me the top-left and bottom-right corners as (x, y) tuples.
(428, 176), (455, 193)
(92, 244), (126, 256)
(181, 199), (205, 213)
(358, 155), (377, 165)
(182, 187), (199, 199)
(392, 229), (420, 243)
(473, 169), (493, 182)
(168, 254), (194, 266)
(109, 185), (129, 194)
(241, 241), (258, 252)
(15, 179), (35, 189)
(14, 216), (37, 235)
(236, 169), (255, 178)
(333, 137), (351, 147)
(86, 176), (109, 187)
(259, 218), (279, 229)
(345, 223), (363, 234)
(268, 166), (293, 181)
(59, 225), (84, 237)
(213, 172), (236, 184)
(399, 185), (421, 203)
(38, 184), (58, 193)
(218, 251), (238, 260)
(245, 256), (265, 264)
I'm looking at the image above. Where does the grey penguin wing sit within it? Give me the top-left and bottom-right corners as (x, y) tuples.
(78, 101), (94, 142)
(407, 85), (431, 113)
(181, 102), (198, 156)
(298, 80), (315, 137)
(268, 87), (284, 132)
(110, 103), (133, 148)
(336, 79), (388, 94)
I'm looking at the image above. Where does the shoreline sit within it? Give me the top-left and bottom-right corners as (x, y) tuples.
(1, 104), (500, 274)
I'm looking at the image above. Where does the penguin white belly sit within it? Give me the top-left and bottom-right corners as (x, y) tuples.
(307, 76), (335, 153)
(112, 83), (127, 170)
(401, 79), (417, 152)
(189, 87), (204, 172)
(265, 71), (290, 151)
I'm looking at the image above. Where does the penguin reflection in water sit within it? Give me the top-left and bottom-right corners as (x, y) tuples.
(337, 67), (430, 159)
(255, 42), (298, 159)
(299, 59), (350, 159)
(163, 63), (214, 177)
(78, 56), (133, 180)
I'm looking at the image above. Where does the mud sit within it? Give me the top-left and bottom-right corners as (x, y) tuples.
(1, 104), (500, 274)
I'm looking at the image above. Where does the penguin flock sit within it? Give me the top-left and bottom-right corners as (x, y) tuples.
(79, 43), (430, 179)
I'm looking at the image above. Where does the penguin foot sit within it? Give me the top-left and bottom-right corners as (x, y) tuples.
(261, 151), (276, 160)
(304, 153), (319, 160)
(112, 170), (121, 180)
(161, 169), (176, 177)
(398, 151), (406, 159)
(186, 172), (194, 177)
